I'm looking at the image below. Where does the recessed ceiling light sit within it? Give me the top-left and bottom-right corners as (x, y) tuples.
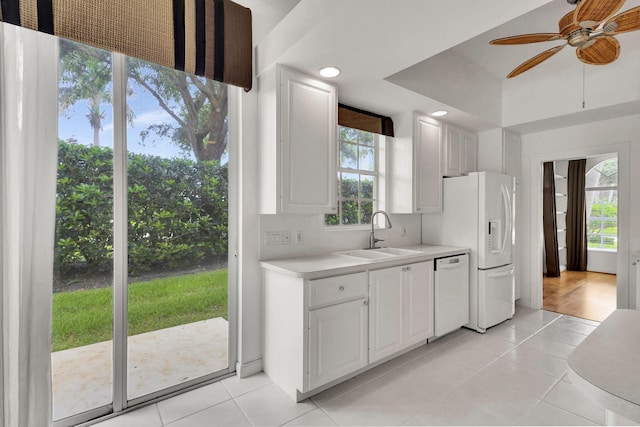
(431, 110), (448, 117)
(319, 66), (341, 78)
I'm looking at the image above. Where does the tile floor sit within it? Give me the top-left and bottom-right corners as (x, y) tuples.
(88, 307), (616, 427)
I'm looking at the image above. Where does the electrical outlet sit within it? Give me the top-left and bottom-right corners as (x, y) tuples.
(400, 226), (407, 236)
(295, 231), (303, 244)
(264, 231), (291, 246)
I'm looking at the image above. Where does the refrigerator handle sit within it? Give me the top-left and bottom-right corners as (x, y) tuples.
(500, 185), (511, 255)
(487, 266), (515, 278)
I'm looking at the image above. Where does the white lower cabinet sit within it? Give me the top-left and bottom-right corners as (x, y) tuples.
(308, 298), (368, 390)
(263, 260), (435, 401)
(369, 262), (434, 363)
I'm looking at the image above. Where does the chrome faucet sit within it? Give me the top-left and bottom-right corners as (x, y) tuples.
(367, 210), (392, 249)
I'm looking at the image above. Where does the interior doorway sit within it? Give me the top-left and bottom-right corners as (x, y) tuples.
(541, 155), (618, 322)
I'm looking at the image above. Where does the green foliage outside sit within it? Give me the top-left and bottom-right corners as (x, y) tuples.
(587, 202), (618, 249)
(325, 178), (374, 226)
(55, 140), (228, 281)
(52, 269), (228, 351)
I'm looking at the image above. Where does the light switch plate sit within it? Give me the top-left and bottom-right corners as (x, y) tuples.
(264, 231), (291, 246)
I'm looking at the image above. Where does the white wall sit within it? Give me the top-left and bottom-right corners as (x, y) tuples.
(519, 114), (640, 311)
(260, 214), (422, 260)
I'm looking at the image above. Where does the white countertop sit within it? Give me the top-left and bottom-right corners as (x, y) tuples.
(567, 309), (640, 423)
(259, 245), (470, 279)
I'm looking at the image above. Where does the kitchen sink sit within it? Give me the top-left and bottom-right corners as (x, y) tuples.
(371, 247), (423, 257)
(336, 247), (423, 261)
(337, 249), (395, 260)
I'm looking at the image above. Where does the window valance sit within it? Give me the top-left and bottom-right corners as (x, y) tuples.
(338, 103), (394, 137)
(0, 0), (253, 90)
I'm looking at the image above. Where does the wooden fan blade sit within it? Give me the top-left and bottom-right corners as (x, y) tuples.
(603, 6), (640, 34)
(507, 45), (565, 78)
(576, 35), (620, 65)
(559, 11), (581, 36)
(574, 0), (626, 28)
(490, 33), (563, 45)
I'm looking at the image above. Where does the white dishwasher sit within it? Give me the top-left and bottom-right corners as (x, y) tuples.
(434, 254), (469, 337)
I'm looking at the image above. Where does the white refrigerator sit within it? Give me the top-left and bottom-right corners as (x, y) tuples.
(422, 171), (515, 333)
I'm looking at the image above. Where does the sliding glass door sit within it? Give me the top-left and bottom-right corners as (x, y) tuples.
(52, 39), (235, 426)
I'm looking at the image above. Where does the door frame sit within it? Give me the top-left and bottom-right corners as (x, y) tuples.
(54, 53), (238, 427)
(528, 143), (630, 311)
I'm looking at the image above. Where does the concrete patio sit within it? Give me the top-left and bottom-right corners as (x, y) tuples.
(52, 317), (228, 421)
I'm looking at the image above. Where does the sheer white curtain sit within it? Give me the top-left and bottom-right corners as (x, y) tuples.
(1, 24), (59, 427)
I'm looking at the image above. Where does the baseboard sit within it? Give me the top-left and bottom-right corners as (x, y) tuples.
(236, 358), (263, 378)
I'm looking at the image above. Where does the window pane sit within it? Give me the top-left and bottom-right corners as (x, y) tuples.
(360, 131), (375, 147)
(359, 146), (375, 171)
(341, 172), (359, 198)
(361, 175), (374, 199)
(360, 201), (373, 224)
(339, 126), (358, 142)
(340, 142), (358, 169)
(126, 60), (229, 399)
(54, 39), (114, 420)
(341, 200), (358, 225)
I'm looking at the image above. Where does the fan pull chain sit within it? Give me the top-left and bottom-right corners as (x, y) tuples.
(582, 64), (586, 109)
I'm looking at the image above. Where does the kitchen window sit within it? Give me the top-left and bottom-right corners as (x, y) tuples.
(586, 157), (617, 250)
(325, 126), (378, 226)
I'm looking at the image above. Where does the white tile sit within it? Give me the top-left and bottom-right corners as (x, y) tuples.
(511, 318), (545, 334)
(458, 333), (518, 356)
(520, 334), (577, 360)
(166, 400), (251, 427)
(478, 358), (559, 399)
(518, 310), (561, 326)
(399, 352), (477, 391)
(91, 404), (163, 427)
(560, 314), (601, 327)
(310, 377), (363, 407)
(519, 401), (598, 426)
(158, 382), (231, 424)
(283, 408), (338, 426)
(234, 383), (316, 426)
(502, 346), (568, 378)
(221, 372), (272, 398)
(485, 324), (534, 344)
(543, 378), (607, 425)
(413, 390), (505, 426)
(535, 324), (588, 346)
(320, 383), (411, 426)
(452, 373), (540, 423)
(400, 416), (427, 426)
(441, 344), (499, 372)
(552, 317), (599, 335)
(362, 368), (447, 415)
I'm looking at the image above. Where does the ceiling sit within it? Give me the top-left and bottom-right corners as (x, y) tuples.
(254, 0), (640, 134)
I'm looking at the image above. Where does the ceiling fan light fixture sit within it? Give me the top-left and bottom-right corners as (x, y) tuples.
(431, 110), (448, 117)
(319, 66), (341, 78)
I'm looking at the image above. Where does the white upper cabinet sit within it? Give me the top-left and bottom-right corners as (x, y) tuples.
(389, 112), (443, 213)
(443, 124), (477, 177)
(258, 65), (337, 214)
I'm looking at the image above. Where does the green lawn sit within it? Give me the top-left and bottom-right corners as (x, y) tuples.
(52, 269), (228, 352)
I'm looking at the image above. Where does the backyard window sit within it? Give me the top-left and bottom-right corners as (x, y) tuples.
(325, 126), (378, 226)
(585, 157), (617, 250)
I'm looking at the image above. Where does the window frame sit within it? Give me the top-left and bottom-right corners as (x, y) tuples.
(585, 158), (618, 251)
(325, 126), (380, 228)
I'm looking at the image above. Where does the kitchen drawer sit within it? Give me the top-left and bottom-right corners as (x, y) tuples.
(308, 272), (367, 308)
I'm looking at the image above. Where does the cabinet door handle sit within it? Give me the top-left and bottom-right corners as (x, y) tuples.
(364, 300), (369, 306)
(339, 285), (345, 291)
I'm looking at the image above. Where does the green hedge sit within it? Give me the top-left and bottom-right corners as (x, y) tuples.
(55, 141), (227, 280)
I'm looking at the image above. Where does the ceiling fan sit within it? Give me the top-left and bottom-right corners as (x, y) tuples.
(490, 0), (640, 78)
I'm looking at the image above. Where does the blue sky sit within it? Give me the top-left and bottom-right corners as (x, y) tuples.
(58, 85), (195, 160)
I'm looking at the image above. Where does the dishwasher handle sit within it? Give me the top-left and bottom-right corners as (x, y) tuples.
(436, 255), (468, 270)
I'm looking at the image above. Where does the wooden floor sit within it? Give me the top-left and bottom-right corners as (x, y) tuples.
(543, 271), (616, 322)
